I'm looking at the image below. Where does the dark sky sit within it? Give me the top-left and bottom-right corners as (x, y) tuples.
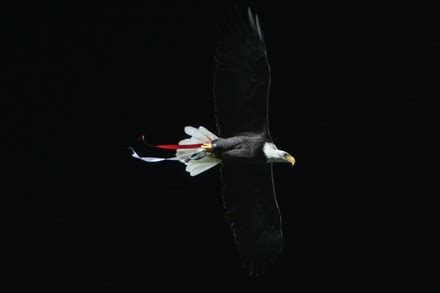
(8, 0), (437, 290)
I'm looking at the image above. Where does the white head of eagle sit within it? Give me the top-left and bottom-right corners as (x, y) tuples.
(263, 142), (296, 165)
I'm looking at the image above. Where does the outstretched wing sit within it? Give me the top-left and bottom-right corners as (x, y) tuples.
(221, 162), (283, 275)
(214, 8), (271, 138)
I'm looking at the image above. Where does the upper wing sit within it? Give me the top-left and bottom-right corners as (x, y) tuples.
(221, 162), (283, 275)
(214, 8), (271, 137)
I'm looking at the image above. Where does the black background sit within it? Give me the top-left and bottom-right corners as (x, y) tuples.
(8, 0), (437, 290)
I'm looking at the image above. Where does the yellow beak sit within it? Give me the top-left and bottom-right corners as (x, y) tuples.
(285, 154), (296, 166)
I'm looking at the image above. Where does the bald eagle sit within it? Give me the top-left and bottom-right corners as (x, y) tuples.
(131, 8), (295, 275)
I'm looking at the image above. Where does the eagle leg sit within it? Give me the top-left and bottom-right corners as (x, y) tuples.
(201, 142), (213, 152)
(184, 151), (207, 162)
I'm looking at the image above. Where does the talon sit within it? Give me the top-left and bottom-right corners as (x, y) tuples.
(201, 143), (212, 152)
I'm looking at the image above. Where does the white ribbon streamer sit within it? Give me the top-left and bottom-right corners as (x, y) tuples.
(130, 147), (179, 163)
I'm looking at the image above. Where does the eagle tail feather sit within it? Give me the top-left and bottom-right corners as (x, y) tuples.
(177, 126), (221, 176)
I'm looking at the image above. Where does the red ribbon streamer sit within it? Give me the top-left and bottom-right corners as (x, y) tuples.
(138, 135), (202, 150)
(154, 144), (203, 150)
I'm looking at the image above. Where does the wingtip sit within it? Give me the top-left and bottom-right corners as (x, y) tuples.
(255, 14), (265, 44)
(247, 7), (265, 47)
(247, 7), (257, 33)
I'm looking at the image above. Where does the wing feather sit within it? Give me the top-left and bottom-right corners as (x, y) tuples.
(214, 7), (271, 137)
(221, 162), (283, 275)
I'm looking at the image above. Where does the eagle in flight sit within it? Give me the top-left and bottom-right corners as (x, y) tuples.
(131, 8), (296, 275)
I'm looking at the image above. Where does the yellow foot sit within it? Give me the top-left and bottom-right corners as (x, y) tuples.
(201, 142), (213, 152)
